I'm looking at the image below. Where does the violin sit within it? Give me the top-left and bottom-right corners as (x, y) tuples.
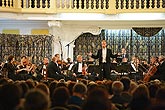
(82, 64), (88, 75)
(57, 60), (67, 66)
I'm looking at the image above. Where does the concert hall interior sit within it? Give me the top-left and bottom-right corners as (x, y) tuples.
(0, 0), (165, 110)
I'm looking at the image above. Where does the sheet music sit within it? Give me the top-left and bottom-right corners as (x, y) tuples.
(68, 64), (74, 70)
(131, 63), (137, 72)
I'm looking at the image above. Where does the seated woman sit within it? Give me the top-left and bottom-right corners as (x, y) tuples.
(16, 56), (34, 80)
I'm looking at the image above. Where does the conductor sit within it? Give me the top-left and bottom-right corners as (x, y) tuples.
(89, 40), (118, 80)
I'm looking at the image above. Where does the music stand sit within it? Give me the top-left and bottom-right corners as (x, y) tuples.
(116, 63), (130, 76)
(110, 63), (117, 70)
(87, 64), (99, 75)
(116, 57), (122, 64)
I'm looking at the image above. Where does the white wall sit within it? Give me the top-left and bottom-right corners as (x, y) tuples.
(0, 20), (49, 34)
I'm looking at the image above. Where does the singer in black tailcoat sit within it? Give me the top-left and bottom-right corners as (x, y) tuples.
(90, 40), (118, 80)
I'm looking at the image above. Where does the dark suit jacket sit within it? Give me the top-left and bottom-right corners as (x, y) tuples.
(121, 53), (129, 59)
(35, 63), (44, 74)
(71, 62), (85, 75)
(151, 61), (165, 81)
(47, 61), (61, 78)
(7, 62), (16, 80)
(91, 48), (118, 64)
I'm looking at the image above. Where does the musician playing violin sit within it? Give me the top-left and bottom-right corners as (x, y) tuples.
(6, 55), (17, 80)
(16, 56), (34, 80)
(71, 55), (87, 79)
(150, 55), (165, 81)
(35, 57), (49, 81)
(47, 54), (65, 80)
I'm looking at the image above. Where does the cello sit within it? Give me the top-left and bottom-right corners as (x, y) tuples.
(143, 57), (158, 82)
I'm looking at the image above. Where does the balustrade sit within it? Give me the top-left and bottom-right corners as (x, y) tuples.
(0, 0), (164, 14)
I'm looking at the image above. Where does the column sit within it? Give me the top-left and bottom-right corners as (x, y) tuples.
(48, 20), (63, 58)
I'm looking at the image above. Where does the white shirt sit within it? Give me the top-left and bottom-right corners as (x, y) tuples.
(78, 62), (82, 72)
(42, 65), (47, 76)
(102, 48), (107, 63)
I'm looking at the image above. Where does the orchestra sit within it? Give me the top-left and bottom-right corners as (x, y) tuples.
(0, 53), (164, 82)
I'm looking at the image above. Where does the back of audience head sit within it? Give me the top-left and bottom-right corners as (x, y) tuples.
(112, 81), (124, 95)
(24, 89), (50, 110)
(52, 86), (70, 107)
(17, 81), (29, 98)
(36, 83), (50, 95)
(130, 84), (151, 110)
(0, 83), (22, 110)
(148, 83), (160, 99)
(26, 80), (35, 89)
(56, 82), (67, 88)
(87, 81), (98, 89)
(155, 87), (165, 104)
(72, 83), (87, 97)
(49, 81), (58, 97)
(120, 76), (131, 92)
(133, 84), (150, 99)
(104, 80), (113, 95)
(128, 81), (138, 95)
(67, 81), (76, 95)
(83, 87), (111, 110)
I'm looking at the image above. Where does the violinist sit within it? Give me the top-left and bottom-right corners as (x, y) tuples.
(57, 58), (71, 71)
(130, 56), (139, 72)
(6, 55), (17, 80)
(16, 56), (33, 80)
(65, 57), (73, 69)
(150, 55), (165, 81)
(47, 54), (65, 80)
(35, 57), (49, 81)
(71, 55), (87, 79)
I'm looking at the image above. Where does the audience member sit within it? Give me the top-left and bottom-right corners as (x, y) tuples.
(83, 87), (112, 110)
(129, 84), (151, 110)
(68, 83), (87, 107)
(51, 86), (70, 108)
(0, 83), (22, 110)
(24, 89), (50, 110)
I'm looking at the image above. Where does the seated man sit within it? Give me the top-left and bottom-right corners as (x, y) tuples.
(71, 55), (87, 79)
(47, 54), (65, 80)
(150, 55), (165, 81)
(35, 57), (49, 81)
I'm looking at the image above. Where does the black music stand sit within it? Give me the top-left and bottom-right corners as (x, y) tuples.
(110, 63), (118, 70)
(128, 63), (140, 81)
(117, 63), (130, 73)
(116, 63), (130, 77)
(87, 64), (100, 81)
(87, 64), (99, 75)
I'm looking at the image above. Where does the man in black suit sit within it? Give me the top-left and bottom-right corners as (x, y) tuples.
(150, 55), (165, 81)
(121, 48), (129, 62)
(47, 54), (65, 80)
(89, 40), (118, 80)
(35, 57), (49, 81)
(71, 55), (86, 79)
